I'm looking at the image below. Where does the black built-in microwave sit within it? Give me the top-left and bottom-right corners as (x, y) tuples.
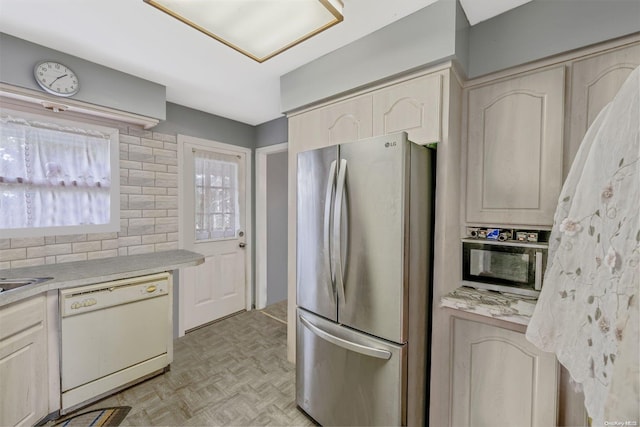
(462, 228), (549, 298)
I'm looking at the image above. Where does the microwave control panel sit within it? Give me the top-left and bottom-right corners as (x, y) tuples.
(465, 227), (549, 243)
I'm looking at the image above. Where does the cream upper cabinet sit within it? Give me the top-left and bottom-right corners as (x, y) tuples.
(289, 95), (373, 151)
(451, 317), (559, 427)
(0, 295), (49, 427)
(465, 66), (565, 226)
(372, 72), (443, 144)
(565, 42), (640, 176)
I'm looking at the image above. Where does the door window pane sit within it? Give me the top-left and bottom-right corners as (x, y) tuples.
(194, 151), (239, 241)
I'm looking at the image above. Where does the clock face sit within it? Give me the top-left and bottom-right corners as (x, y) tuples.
(34, 61), (79, 97)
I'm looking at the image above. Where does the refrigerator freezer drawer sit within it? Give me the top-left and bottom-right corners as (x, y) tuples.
(296, 308), (407, 426)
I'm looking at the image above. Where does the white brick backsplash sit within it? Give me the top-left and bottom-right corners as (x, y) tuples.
(142, 187), (167, 195)
(129, 145), (154, 162)
(142, 233), (167, 244)
(119, 236), (142, 247)
(10, 237), (45, 248)
(155, 172), (177, 186)
(1, 129), (188, 267)
(87, 232), (119, 241)
(12, 257), (45, 268)
(152, 148), (176, 158)
(56, 253), (88, 263)
(55, 235), (87, 244)
(154, 156), (178, 166)
(87, 250), (119, 260)
(156, 196), (178, 209)
(143, 162), (167, 172)
(27, 244), (71, 258)
(143, 210), (167, 218)
(141, 138), (164, 149)
(0, 248), (27, 261)
(102, 239), (119, 250)
(121, 210), (143, 219)
(128, 244), (155, 255)
(129, 195), (156, 209)
(120, 134), (141, 145)
(155, 241), (179, 251)
(120, 160), (143, 170)
(153, 132), (176, 143)
(121, 185), (142, 195)
(72, 241), (102, 253)
(155, 217), (179, 233)
(128, 169), (155, 186)
(127, 127), (153, 138)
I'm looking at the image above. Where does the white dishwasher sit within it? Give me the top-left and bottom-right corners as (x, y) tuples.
(59, 272), (171, 413)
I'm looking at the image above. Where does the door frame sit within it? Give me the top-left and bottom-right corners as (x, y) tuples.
(255, 142), (288, 309)
(177, 134), (253, 336)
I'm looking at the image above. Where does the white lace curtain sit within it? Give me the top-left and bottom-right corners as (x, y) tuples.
(0, 116), (112, 230)
(194, 150), (239, 240)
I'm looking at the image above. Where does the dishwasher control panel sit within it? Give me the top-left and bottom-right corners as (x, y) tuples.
(60, 272), (170, 317)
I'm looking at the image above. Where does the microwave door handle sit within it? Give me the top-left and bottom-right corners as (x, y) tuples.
(334, 159), (348, 304)
(323, 160), (337, 302)
(534, 251), (543, 291)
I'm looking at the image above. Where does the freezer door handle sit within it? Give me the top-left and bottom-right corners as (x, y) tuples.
(323, 160), (337, 298)
(299, 315), (391, 360)
(333, 159), (348, 304)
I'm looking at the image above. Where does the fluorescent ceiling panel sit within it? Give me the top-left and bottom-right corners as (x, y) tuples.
(144, 0), (343, 62)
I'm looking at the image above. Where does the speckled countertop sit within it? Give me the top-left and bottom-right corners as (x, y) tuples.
(440, 286), (538, 325)
(0, 249), (204, 307)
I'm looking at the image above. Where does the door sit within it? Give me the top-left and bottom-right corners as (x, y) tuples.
(336, 134), (410, 344)
(180, 137), (248, 332)
(296, 145), (338, 321)
(296, 308), (406, 427)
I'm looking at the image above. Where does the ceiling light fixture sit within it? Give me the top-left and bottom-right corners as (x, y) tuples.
(144, 0), (344, 63)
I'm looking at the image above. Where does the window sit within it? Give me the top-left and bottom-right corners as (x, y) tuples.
(194, 150), (239, 241)
(0, 109), (120, 238)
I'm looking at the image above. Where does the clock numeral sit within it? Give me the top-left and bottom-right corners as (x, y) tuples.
(54, 64), (60, 69)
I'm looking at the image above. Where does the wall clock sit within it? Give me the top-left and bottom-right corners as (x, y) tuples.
(33, 60), (79, 97)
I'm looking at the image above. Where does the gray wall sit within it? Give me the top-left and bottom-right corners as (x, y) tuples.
(467, 0), (640, 78)
(152, 102), (255, 149)
(255, 116), (288, 148)
(0, 32), (166, 120)
(280, 0), (459, 113)
(280, 0), (640, 112)
(266, 151), (289, 305)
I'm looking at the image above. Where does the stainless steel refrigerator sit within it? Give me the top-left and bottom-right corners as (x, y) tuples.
(296, 132), (434, 426)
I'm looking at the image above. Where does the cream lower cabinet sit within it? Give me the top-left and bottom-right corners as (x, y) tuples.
(0, 295), (49, 427)
(451, 317), (559, 427)
(465, 65), (565, 227)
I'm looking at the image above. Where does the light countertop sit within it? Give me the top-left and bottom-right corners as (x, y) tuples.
(0, 249), (204, 307)
(440, 286), (538, 326)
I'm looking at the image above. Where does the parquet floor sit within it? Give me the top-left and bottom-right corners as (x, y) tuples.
(68, 300), (315, 426)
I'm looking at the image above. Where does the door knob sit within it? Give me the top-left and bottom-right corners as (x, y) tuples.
(239, 242), (246, 248)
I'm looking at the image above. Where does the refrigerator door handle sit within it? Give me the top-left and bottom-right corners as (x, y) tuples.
(334, 159), (348, 304)
(323, 160), (338, 296)
(299, 315), (392, 360)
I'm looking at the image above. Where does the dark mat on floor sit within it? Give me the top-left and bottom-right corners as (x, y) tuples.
(53, 407), (131, 427)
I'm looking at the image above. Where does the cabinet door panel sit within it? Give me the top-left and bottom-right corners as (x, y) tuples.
(0, 296), (48, 427)
(451, 318), (558, 427)
(373, 73), (443, 144)
(567, 42), (640, 175)
(466, 66), (565, 226)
